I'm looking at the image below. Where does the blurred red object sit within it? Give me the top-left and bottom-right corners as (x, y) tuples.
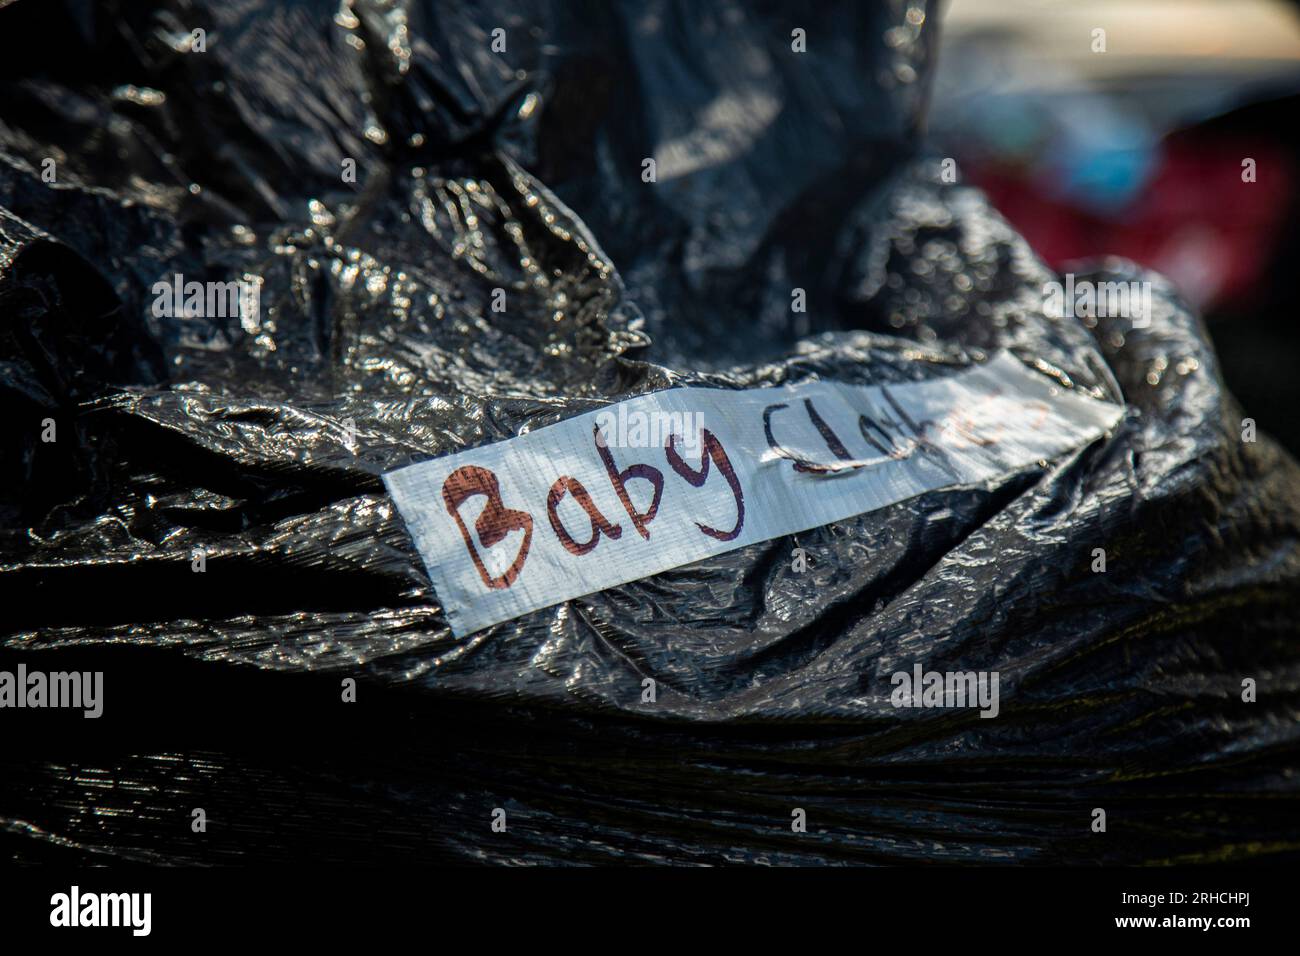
(972, 135), (1293, 311)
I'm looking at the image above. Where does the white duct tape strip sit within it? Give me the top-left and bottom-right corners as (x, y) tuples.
(384, 351), (1124, 636)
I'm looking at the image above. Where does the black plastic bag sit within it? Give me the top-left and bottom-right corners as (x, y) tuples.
(2, 0), (1298, 864)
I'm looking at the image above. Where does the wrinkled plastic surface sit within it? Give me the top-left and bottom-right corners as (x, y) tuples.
(2, 0), (1299, 865)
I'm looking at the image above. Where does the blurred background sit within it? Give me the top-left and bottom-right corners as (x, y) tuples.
(929, 0), (1300, 451)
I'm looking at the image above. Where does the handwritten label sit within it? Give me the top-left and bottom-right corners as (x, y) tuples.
(384, 352), (1123, 635)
